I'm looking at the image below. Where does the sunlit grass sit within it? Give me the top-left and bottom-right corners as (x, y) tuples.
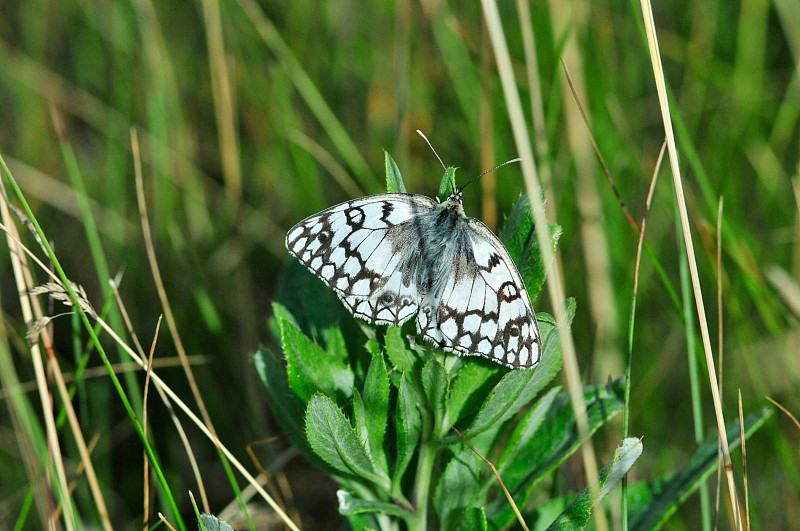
(0, 0), (797, 529)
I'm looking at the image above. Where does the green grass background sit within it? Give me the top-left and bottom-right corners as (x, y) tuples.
(0, 0), (797, 529)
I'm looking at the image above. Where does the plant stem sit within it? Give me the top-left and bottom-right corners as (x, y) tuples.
(411, 440), (437, 531)
(410, 406), (437, 531)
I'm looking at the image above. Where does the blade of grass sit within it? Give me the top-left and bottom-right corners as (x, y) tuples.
(132, 129), (254, 525)
(201, 0), (243, 201)
(0, 163), (76, 530)
(676, 191), (712, 531)
(3, 227), (300, 531)
(714, 197), (725, 531)
(480, 3), (606, 531)
(452, 424), (529, 531)
(236, 0), (376, 193)
(555, 9), (621, 393)
(109, 278), (210, 530)
(49, 104), (146, 487)
(142, 316), (163, 531)
(479, 22), (497, 231)
(419, 0), (481, 141)
(622, 140), (665, 530)
(290, 129), (365, 197)
(738, 391), (750, 531)
(0, 297), (52, 528)
(0, 151), (188, 531)
(638, 1), (741, 526)
(94, 313), (302, 531)
(515, 0), (552, 190)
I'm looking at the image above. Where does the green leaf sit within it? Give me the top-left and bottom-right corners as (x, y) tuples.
(337, 490), (415, 519)
(448, 362), (503, 426)
(364, 337), (382, 357)
(499, 193), (561, 301)
(462, 507), (488, 531)
(252, 347), (307, 446)
(438, 167), (457, 202)
(305, 394), (390, 490)
(384, 326), (417, 374)
(496, 386), (561, 474)
(461, 306), (568, 439)
(323, 325), (349, 363)
(434, 429), (497, 530)
(384, 150), (407, 193)
(199, 514), (235, 531)
(394, 375), (421, 489)
(629, 407), (773, 530)
(545, 438), (643, 530)
(273, 302), (354, 404)
(275, 260), (360, 344)
(487, 380), (626, 527)
(422, 360), (449, 437)
(362, 352), (390, 474)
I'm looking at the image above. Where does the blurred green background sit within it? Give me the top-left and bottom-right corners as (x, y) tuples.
(0, 0), (797, 529)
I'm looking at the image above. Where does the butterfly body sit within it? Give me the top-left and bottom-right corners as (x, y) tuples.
(285, 190), (542, 369)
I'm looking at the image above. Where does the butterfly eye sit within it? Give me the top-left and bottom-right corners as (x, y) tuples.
(509, 325), (521, 337)
(401, 296), (413, 306)
(317, 230), (331, 242)
(380, 292), (395, 304)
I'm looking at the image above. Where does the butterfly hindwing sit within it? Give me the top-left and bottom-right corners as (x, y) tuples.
(415, 219), (541, 369)
(285, 194), (437, 325)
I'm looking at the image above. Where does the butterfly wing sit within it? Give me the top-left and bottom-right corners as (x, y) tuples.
(285, 193), (437, 325)
(416, 218), (542, 369)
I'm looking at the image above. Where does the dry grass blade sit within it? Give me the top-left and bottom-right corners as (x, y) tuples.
(131, 128), (213, 513)
(108, 277), (211, 519)
(244, 439), (303, 525)
(480, 2), (605, 530)
(5, 176), (113, 531)
(91, 301), (301, 530)
(451, 424), (528, 531)
(142, 315), (163, 531)
(562, 60), (637, 230)
(201, 0), (243, 201)
(158, 513), (179, 531)
(638, 0), (741, 526)
(633, 140), (666, 296)
(0, 356), (209, 401)
(765, 396), (800, 433)
(0, 168), (76, 530)
(738, 391), (750, 531)
(714, 196), (725, 531)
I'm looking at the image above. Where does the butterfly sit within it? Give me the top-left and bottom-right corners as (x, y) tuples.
(285, 176), (542, 369)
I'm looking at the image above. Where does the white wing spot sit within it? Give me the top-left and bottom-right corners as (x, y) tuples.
(463, 314), (481, 334)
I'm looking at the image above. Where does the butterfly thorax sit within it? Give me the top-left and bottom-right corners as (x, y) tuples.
(412, 192), (473, 299)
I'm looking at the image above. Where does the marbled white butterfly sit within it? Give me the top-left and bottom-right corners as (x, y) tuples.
(285, 163), (542, 369)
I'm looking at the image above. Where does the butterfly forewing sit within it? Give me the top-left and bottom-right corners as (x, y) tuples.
(286, 194), (437, 325)
(285, 190), (542, 369)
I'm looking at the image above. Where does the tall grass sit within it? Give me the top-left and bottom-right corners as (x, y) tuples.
(0, 0), (797, 528)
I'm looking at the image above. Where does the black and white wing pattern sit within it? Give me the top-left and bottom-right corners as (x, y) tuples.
(285, 194), (436, 326)
(285, 190), (542, 369)
(415, 219), (541, 368)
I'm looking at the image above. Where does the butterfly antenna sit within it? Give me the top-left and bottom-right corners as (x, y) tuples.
(459, 158), (522, 192)
(416, 130), (448, 172)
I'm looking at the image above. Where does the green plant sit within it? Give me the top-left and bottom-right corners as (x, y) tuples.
(255, 155), (638, 530)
